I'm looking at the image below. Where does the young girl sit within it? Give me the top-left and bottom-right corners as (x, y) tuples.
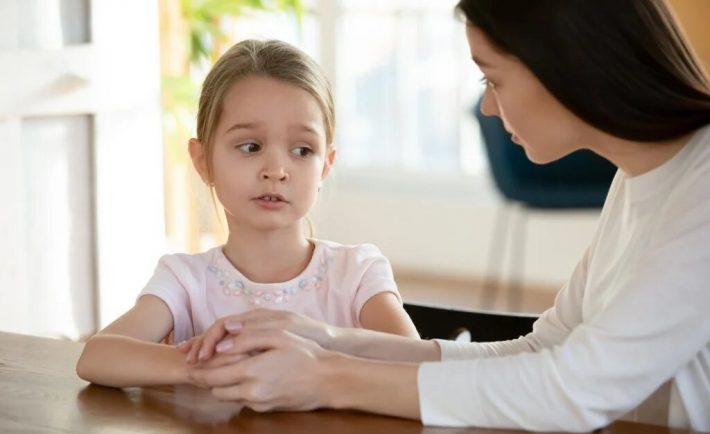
(184, 1), (710, 431)
(76, 39), (418, 387)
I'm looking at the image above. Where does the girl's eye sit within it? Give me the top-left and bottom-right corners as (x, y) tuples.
(291, 146), (313, 158)
(237, 143), (261, 153)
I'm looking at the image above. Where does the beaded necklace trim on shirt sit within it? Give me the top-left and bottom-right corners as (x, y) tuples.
(207, 251), (332, 306)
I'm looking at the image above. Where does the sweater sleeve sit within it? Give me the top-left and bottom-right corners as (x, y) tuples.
(436, 245), (590, 360)
(418, 199), (710, 431)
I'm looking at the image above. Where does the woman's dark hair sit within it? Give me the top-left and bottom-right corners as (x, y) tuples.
(456, 0), (710, 141)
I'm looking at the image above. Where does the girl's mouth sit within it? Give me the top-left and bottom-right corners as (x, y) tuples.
(255, 193), (287, 202)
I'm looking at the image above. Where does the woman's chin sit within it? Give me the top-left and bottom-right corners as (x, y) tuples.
(523, 148), (561, 165)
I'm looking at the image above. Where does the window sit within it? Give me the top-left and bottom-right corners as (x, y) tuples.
(335, 0), (486, 174)
(227, 0), (487, 175)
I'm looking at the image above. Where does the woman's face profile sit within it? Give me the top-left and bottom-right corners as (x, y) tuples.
(465, 25), (591, 164)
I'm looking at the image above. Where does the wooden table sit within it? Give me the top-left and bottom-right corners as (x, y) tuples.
(0, 331), (696, 434)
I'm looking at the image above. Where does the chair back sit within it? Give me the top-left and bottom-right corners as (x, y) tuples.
(475, 98), (616, 209)
(404, 302), (537, 342)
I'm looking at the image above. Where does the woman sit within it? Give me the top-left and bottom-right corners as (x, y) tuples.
(183, 0), (710, 430)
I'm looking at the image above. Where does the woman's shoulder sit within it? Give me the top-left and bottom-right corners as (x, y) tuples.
(615, 125), (710, 205)
(644, 125), (710, 239)
(668, 125), (710, 200)
(684, 124), (710, 173)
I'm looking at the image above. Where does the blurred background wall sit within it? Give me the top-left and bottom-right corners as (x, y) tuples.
(1, 0), (708, 338)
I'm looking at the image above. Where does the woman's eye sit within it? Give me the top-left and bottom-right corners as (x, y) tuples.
(480, 76), (496, 89)
(291, 146), (313, 157)
(237, 143), (261, 153)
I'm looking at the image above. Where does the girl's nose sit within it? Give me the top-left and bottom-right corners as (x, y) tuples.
(260, 166), (288, 182)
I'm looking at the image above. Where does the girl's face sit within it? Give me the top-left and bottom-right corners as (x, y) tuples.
(192, 75), (335, 234)
(466, 25), (591, 163)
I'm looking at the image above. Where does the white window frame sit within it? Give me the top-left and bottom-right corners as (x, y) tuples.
(0, 0), (165, 337)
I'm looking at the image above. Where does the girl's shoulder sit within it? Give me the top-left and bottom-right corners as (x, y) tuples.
(312, 239), (389, 267)
(153, 246), (223, 277)
(141, 248), (223, 305)
(313, 238), (383, 254)
(158, 246), (221, 263)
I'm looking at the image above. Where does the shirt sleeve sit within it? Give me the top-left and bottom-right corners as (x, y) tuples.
(418, 197), (710, 431)
(138, 255), (194, 343)
(349, 244), (402, 326)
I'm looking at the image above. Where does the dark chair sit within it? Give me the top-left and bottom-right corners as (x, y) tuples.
(404, 302), (537, 342)
(474, 97), (616, 309)
(475, 98), (616, 209)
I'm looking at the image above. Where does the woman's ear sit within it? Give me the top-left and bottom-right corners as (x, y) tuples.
(320, 147), (337, 180)
(188, 138), (210, 184)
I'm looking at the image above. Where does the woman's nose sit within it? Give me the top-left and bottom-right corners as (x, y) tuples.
(480, 89), (499, 117)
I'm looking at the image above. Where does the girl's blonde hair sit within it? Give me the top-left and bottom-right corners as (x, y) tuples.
(196, 39), (336, 181)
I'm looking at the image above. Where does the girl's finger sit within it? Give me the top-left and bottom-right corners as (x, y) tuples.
(228, 308), (278, 326)
(198, 320), (231, 360)
(230, 329), (294, 355)
(187, 338), (204, 364)
(196, 352), (250, 369)
(176, 340), (191, 353)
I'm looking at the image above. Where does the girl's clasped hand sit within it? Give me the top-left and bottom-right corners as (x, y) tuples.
(178, 308), (331, 366)
(178, 310), (335, 411)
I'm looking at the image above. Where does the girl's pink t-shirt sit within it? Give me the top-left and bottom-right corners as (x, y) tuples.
(138, 239), (402, 342)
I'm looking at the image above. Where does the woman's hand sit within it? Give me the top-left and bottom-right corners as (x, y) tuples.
(178, 309), (338, 364)
(186, 329), (337, 412)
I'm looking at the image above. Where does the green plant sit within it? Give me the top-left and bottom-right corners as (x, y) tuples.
(183, 0), (304, 65)
(163, 0), (304, 118)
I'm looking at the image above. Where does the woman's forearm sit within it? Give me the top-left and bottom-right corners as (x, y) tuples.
(322, 352), (421, 419)
(76, 334), (188, 387)
(327, 327), (440, 362)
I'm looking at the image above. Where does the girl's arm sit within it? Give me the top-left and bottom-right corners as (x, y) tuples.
(76, 295), (189, 387)
(358, 292), (419, 338)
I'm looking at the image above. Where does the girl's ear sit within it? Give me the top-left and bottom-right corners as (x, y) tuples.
(320, 147), (337, 180)
(188, 138), (210, 184)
